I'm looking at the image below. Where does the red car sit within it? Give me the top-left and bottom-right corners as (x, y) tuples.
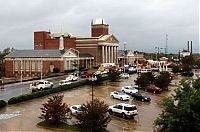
(145, 85), (162, 94)
(80, 71), (92, 78)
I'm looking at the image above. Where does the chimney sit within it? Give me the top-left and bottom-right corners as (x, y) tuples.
(59, 34), (64, 50)
(187, 41), (190, 52)
(191, 41), (192, 55)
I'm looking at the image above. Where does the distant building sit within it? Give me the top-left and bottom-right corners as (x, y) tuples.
(0, 55), (4, 77)
(180, 49), (191, 57)
(118, 50), (144, 66)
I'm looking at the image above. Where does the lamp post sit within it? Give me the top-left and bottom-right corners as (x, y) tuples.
(20, 59), (23, 95)
(88, 76), (97, 105)
(40, 56), (43, 80)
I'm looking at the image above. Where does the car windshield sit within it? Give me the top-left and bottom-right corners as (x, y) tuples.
(118, 92), (126, 95)
(124, 106), (137, 111)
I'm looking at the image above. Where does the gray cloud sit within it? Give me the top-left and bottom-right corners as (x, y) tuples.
(0, 0), (198, 53)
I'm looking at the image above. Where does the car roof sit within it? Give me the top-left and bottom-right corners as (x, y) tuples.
(116, 103), (136, 107)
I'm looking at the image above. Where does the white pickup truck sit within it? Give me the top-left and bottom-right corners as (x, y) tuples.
(30, 80), (53, 92)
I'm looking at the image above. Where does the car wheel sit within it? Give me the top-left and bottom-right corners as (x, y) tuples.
(122, 90), (125, 93)
(121, 113), (126, 119)
(130, 92), (132, 94)
(120, 97), (123, 101)
(109, 109), (113, 115)
(112, 95), (114, 99)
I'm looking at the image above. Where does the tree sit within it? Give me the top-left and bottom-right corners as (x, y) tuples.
(171, 65), (180, 74)
(108, 67), (120, 82)
(154, 79), (200, 132)
(135, 72), (155, 89)
(76, 98), (111, 132)
(1, 47), (14, 56)
(154, 72), (171, 90)
(39, 94), (70, 125)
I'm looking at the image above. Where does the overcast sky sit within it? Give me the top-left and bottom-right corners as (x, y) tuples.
(0, 0), (199, 53)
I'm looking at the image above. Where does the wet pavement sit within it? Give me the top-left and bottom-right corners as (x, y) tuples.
(0, 74), (181, 132)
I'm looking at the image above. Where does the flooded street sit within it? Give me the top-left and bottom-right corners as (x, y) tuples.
(0, 74), (181, 132)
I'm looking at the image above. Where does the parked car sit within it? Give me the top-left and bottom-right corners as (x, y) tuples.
(120, 73), (130, 79)
(110, 91), (130, 101)
(131, 93), (151, 102)
(137, 69), (152, 73)
(180, 71), (194, 77)
(128, 67), (137, 72)
(108, 103), (138, 119)
(66, 75), (78, 81)
(69, 105), (82, 115)
(145, 85), (162, 94)
(121, 86), (138, 94)
(80, 71), (93, 78)
(30, 80), (53, 92)
(59, 80), (72, 86)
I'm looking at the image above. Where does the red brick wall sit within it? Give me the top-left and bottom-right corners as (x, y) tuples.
(4, 60), (13, 77)
(45, 39), (60, 49)
(64, 38), (76, 48)
(91, 25), (109, 37)
(43, 60), (64, 73)
(34, 31), (50, 50)
(34, 31), (76, 50)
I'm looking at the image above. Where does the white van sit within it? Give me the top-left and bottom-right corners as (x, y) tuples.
(30, 80), (53, 92)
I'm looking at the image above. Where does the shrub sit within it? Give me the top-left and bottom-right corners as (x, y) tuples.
(39, 94), (70, 125)
(0, 100), (7, 108)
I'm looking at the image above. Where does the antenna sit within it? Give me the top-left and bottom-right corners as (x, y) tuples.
(165, 34), (168, 55)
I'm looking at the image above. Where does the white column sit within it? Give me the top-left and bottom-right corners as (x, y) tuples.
(102, 46), (104, 63)
(108, 46), (110, 63)
(116, 46), (118, 64)
(105, 46), (107, 63)
(111, 46), (114, 63)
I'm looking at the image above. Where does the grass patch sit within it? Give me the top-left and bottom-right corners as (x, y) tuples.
(37, 121), (79, 131)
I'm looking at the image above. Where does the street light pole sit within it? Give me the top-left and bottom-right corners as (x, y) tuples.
(89, 76), (97, 105)
(40, 56), (43, 80)
(20, 59), (23, 95)
(72, 48), (80, 79)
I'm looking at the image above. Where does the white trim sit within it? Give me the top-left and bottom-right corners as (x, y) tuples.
(98, 42), (118, 46)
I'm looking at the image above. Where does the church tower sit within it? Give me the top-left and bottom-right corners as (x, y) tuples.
(91, 18), (109, 37)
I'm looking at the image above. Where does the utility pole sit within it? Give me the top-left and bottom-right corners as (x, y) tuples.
(165, 34), (168, 55)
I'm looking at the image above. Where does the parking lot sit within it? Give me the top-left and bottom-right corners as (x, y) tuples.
(0, 74), (180, 131)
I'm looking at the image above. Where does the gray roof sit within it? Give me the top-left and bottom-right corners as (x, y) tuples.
(5, 49), (68, 58)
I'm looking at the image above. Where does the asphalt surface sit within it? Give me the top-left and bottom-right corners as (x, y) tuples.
(0, 75), (85, 101)
(0, 73), (182, 131)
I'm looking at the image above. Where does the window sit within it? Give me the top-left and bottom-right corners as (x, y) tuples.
(25, 61), (29, 71)
(124, 106), (137, 111)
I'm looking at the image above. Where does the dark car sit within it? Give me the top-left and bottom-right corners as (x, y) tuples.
(131, 93), (151, 102)
(145, 85), (162, 94)
(180, 71), (194, 77)
(80, 71), (92, 78)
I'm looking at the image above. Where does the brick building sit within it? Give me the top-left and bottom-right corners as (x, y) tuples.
(5, 49), (93, 78)
(34, 18), (119, 65)
(4, 19), (118, 77)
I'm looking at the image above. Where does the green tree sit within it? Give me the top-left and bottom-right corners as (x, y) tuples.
(154, 72), (171, 90)
(39, 94), (70, 125)
(108, 67), (120, 82)
(171, 65), (180, 74)
(135, 72), (155, 89)
(1, 47), (14, 56)
(76, 98), (111, 132)
(154, 79), (200, 132)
